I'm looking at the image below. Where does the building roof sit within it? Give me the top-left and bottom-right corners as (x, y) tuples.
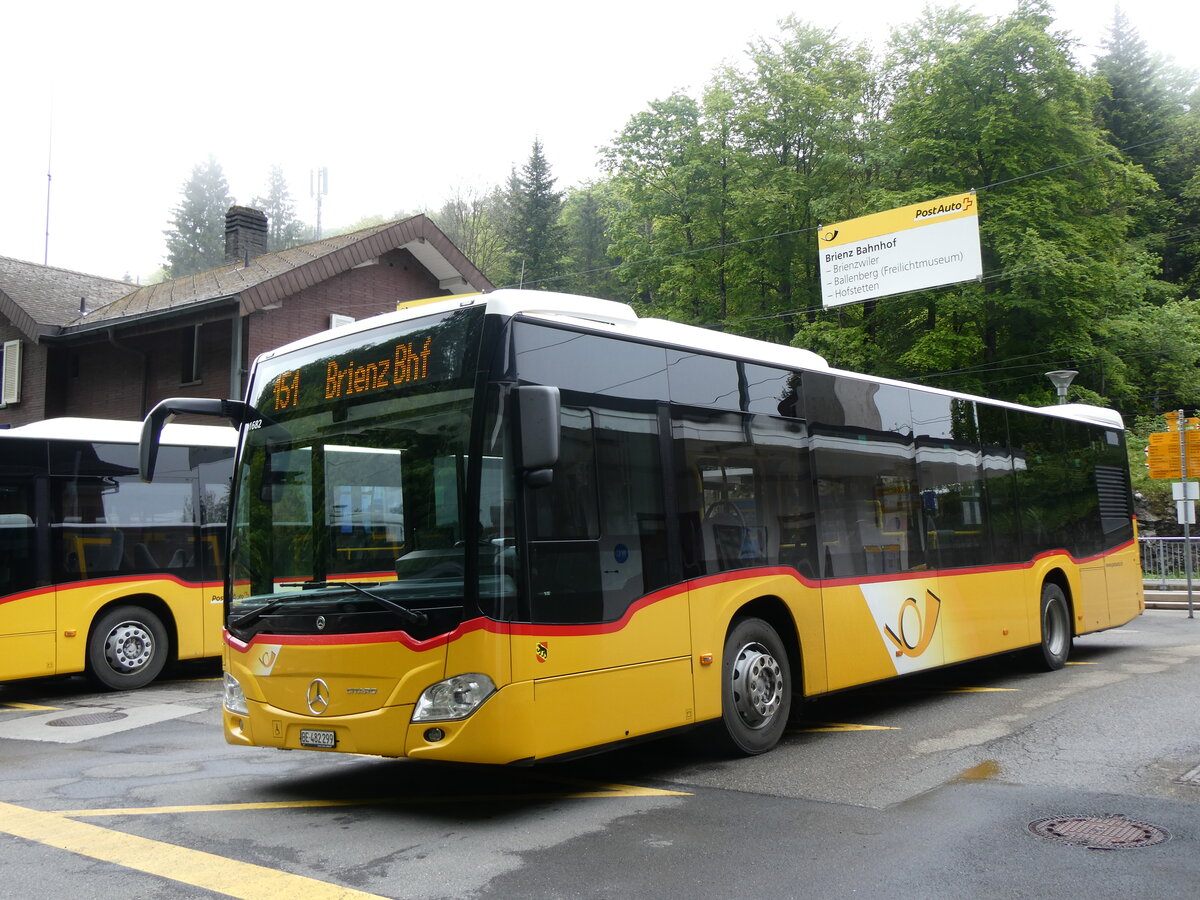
(0, 257), (135, 340)
(0, 214), (493, 342)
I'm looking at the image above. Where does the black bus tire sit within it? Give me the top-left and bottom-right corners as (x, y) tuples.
(86, 605), (169, 690)
(719, 617), (791, 755)
(1036, 582), (1072, 671)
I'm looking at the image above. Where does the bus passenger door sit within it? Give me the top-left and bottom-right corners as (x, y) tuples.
(911, 395), (1013, 664)
(516, 404), (693, 759)
(807, 376), (947, 689)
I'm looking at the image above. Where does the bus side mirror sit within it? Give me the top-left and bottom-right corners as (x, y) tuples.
(516, 385), (560, 487)
(141, 397), (254, 481)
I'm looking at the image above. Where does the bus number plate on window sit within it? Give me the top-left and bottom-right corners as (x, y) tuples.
(299, 729), (336, 749)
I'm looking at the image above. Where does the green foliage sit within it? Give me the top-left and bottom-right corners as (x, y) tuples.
(164, 156), (234, 278)
(502, 139), (566, 289)
(1124, 415), (1173, 527)
(600, 22), (875, 335)
(559, 184), (623, 299)
(430, 185), (509, 285)
(252, 165), (307, 251)
(260, 3), (1196, 425)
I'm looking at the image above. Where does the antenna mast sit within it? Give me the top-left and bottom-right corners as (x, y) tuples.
(44, 104), (53, 265)
(311, 166), (328, 239)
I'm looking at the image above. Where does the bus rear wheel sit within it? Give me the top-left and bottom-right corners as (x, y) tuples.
(87, 605), (169, 691)
(719, 617), (791, 755)
(1036, 583), (1072, 671)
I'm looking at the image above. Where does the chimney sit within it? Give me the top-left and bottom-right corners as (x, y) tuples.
(224, 206), (269, 264)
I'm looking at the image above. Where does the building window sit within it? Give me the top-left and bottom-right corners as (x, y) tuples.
(1, 339), (21, 405)
(180, 326), (201, 384)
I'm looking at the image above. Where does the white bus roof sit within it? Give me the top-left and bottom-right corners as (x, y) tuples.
(254, 289), (1126, 431)
(1, 417), (237, 447)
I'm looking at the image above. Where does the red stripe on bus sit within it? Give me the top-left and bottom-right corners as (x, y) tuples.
(0, 573), (214, 607)
(224, 538), (1138, 649)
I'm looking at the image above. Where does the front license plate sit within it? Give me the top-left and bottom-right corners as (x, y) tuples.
(299, 728), (336, 749)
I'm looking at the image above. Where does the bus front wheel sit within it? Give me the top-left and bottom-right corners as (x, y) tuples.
(87, 605), (169, 691)
(719, 617), (791, 755)
(1036, 583), (1072, 671)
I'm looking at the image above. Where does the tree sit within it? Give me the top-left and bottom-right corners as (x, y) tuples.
(560, 184), (622, 299)
(503, 139), (566, 289)
(1094, 9), (1170, 171)
(252, 165), (306, 251)
(1092, 12), (1200, 291)
(164, 156), (234, 278)
(795, 0), (1165, 409)
(601, 22), (874, 333)
(602, 92), (716, 319)
(432, 184), (509, 284)
(724, 20), (874, 337)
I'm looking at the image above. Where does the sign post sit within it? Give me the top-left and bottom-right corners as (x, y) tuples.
(1180, 412), (1195, 618)
(1148, 412), (1199, 616)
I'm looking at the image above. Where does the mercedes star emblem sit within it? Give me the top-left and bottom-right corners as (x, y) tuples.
(306, 678), (330, 715)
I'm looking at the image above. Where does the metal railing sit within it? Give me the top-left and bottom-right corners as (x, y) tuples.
(1139, 537), (1200, 589)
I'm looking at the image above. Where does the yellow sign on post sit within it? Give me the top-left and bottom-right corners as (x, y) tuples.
(1147, 430), (1200, 479)
(1164, 412), (1200, 432)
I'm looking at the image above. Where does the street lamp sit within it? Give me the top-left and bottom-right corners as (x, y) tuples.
(1045, 370), (1077, 405)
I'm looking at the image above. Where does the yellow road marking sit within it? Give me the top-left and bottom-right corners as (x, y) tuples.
(868, 686), (1018, 697)
(0, 801), (386, 900)
(1066, 661), (1097, 665)
(56, 780), (690, 818)
(0, 702), (61, 711)
(791, 722), (899, 733)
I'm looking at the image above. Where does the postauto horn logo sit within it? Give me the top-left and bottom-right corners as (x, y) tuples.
(913, 195), (973, 221)
(884, 590), (942, 658)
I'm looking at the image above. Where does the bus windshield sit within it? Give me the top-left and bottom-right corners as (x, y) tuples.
(227, 305), (507, 639)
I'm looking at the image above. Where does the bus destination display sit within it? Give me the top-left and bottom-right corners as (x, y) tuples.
(271, 336), (435, 412)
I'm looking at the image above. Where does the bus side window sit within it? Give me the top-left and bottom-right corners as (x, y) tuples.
(527, 407), (602, 624)
(806, 373), (925, 579)
(0, 482), (37, 594)
(674, 409), (816, 577)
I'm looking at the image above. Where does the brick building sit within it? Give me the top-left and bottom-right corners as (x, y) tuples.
(0, 209), (493, 426)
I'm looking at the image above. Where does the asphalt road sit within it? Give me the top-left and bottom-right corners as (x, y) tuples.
(1, 609), (1198, 899)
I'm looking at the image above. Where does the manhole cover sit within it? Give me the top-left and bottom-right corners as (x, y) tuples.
(46, 711), (128, 727)
(1029, 814), (1170, 850)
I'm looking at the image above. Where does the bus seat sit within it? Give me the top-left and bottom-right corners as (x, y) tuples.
(133, 542), (160, 569)
(83, 530), (125, 574)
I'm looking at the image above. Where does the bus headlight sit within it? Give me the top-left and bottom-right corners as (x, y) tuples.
(412, 673), (496, 722)
(224, 672), (249, 715)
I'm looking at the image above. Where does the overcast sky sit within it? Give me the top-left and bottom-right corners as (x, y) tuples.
(2, 0), (1195, 283)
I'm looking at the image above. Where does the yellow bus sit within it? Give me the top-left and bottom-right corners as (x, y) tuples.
(141, 290), (1143, 761)
(0, 418), (234, 689)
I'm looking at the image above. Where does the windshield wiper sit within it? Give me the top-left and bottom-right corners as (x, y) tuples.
(230, 582), (428, 632)
(229, 596), (293, 631)
(279, 581), (428, 627)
